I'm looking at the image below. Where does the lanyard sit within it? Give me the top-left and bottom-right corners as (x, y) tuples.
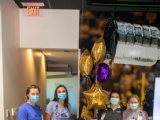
(56, 105), (60, 117)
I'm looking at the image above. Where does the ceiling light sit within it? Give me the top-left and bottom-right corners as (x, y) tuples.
(48, 53), (51, 55)
(21, 2), (45, 7)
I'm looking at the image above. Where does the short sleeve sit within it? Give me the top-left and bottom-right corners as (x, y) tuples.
(121, 106), (126, 115)
(143, 111), (148, 120)
(17, 106), (28, 120)
(68, 103), (71, 117)
(98, 109), (105, 119)
(45, 102), (54, 115)
(122, 110), (128, 120)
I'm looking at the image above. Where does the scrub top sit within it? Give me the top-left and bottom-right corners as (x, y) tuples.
(45, 101), (71, 120)
(123, 107), (148, 120)
(98, 104), (125, 120)
(17, 102), (43, 120)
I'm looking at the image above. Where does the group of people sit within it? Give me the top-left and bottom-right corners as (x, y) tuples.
(17, 84), (71, 120)
(98, 90), (149, 120)
(16, 84), (153, 120)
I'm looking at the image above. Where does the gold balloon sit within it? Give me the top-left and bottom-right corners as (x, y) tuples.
(91, 37), (106, 64)
(80, 97), (87, 104)
(81, 84), (95, 104)
(83, 81), (111, 110)
(81, 106), (94, 120)
(79, 49), (93, 77)
(106, 96), (110, 104)
(89, 83), (95, 92)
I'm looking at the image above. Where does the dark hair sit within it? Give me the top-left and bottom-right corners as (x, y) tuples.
(53, 85), (69, 108)
(109, 90), (121, 99)
(26, 84), (40, 100)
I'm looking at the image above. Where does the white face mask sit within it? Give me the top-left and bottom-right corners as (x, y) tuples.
(110, 98), (119, 105)
(129, 104), (139, 110)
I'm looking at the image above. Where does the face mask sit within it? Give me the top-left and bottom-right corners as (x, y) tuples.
(110, 98), (119, 105)
(58, 93), (67, 101)
(129, 104), (139, 110)
(30, 95), (39, 103)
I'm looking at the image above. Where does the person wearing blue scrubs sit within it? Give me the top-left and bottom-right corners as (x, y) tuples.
(45, 85), (71, 120)
(17, 85), (43, 120)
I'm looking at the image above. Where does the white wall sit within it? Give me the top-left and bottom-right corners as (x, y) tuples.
(0, 0), (47, 119)
(20, 9), (79, 49)
(0, 1), (4, 120)
(0, 0), (20, 119)
(2, 50), (46, 120)
(20, 49), (46, 118)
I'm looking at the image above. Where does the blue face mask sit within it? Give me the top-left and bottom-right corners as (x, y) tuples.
(129, 104), (139, 110)
(110, 98), (119, 105)
(58, 93), (67, 101)
(30, 96), (39, 103)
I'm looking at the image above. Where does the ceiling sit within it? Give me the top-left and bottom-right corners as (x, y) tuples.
(14, 0), (160, 12)
(42, 50), (78, 73)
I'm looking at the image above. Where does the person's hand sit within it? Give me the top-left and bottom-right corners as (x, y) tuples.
(104, 59), (114, 69)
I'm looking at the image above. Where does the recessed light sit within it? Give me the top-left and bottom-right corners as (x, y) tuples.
(21, 2), (45, 7)
(48, 53), (51, 55)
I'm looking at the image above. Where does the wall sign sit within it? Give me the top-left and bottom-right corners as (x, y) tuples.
(27, 6), (40, 16)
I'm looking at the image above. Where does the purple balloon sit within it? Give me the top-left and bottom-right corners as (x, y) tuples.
(96, 63), (110, 84)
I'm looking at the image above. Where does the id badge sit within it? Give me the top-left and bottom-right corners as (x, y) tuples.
(56, 112), (60, 117)
(137, 114), (143, 120)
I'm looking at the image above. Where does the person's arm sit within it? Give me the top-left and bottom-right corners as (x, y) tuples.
(68, 103), (71, 120)
(45, 113), (51, 120)
(122, 110), (128, 120)
(41, 108), (43, 120)
(98, 109), (105, 119)
(17, 106), (28, 120)
(41, 115), (44, 120)
(142, 111), (148, 120)
(104, 59), (114, 68)
(121, 106), (127, 116)
(45, 102), (53, 120)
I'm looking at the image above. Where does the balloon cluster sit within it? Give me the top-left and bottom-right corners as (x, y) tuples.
(79, 37), (111, 120)
(79, 37), (110, 86)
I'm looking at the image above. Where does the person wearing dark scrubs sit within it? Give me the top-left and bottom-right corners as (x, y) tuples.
(17, 85), (43, 120)
(143, 88), (154, 120)
(98, 90), (126, 120)
(45, 85), (71, 120)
